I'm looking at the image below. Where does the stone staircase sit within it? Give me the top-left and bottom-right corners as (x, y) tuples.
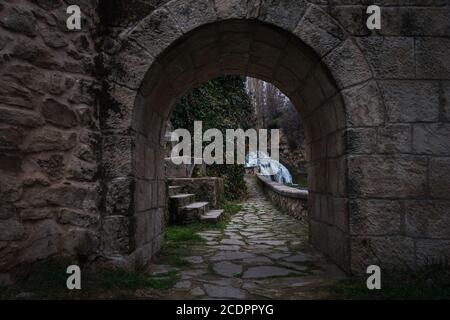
(168, 184), (224, 225)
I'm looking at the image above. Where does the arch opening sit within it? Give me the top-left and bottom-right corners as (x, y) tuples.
(128, 20), (350, 271)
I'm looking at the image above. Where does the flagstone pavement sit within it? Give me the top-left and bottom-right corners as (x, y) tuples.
(147, 175), (346, 299)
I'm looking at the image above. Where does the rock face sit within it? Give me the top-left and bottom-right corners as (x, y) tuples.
(1, 0), (450, 278)
(0, 0), (100, 278)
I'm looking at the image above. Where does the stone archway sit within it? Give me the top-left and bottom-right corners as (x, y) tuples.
(102, 0), (388, 274)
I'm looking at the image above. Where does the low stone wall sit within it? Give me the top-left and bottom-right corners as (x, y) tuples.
(168, 177), (224, 208)
(257, 175), (308, 223)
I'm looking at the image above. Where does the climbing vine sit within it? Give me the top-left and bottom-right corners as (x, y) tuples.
(170, 76), (255, 200)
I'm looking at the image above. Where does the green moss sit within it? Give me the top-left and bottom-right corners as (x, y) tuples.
(165, 225), (205, 243)
(223, 202), (242, 215)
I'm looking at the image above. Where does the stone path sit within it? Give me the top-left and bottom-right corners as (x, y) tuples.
(151, 175), (345, 299)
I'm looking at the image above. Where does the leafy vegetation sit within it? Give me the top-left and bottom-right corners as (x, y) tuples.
(333, 265), (450, 300)
(160, 201), (242, 266)
(171, 76), (255, 201)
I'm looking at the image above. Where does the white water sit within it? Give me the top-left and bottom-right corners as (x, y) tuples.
(245, 151), (293, 184)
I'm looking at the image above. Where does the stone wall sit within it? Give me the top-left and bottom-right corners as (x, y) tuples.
(168, 177), (224, 208)
(0, 0), (100, 283)
(257, 175), (308, 223)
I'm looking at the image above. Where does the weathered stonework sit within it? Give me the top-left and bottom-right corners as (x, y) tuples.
(257, 175), (308, 223)
(168, 177), (224, 209)
(0, 0), (449, 279)
(0, 0), (100, 282)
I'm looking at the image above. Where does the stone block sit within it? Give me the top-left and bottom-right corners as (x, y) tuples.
(0, 219), (25, 241)
(331, 196), (348, 232)
(101, 216), (130, 255)
(135, 179), (153, 212)
(300, 76), (325, 114)
(378, 124), (412, 154)
(20, 207), (55, 221)
(0, 5), (36, 37)
(357, 37), (415, 79)
(346, 128), (377, 154)
(294, 4), (345, 57)
(416, 37), (450, 79)
(11, 36), (62, 70)
(323, 39), (372, 89)
(327, 226), (350, 272)
(350, 236), (415, 273)
(413, 124), (450, 156)
(165, 0), (216, 32)
(132, 242), (153, 268)
(380, 7), (450, 37)
(17, 220), (60, 265)
(416, 239), (450, 266)
(67, 158), (97, 182)
(342, 81), (384, 127)
(0, 126), (24, 150)
(110, 40), (153, 90)
(329, 5), (368, 36)
(274, 67), (300, 94)
(153, 208), (164, 236)
(133, 211), (155, 247)
(310, 219), (329, 255)
(348, 155), (427, 198)
(128, 7), (183, 59)
(0, 154), (22, 178)
(21, 183), (99, 211)
(325, 157), (346, 196)
(100, 82), (136, 131)
(214, 0), (248, 20)
(249, 41), (282, 69)
(405, 200), (450, 238)
(0, 106), (44, 128)
(135, 135), (146, 179)
(105, 177), (133, 216)
(381, 81), (439, 123)
(326, 130), (345, 158)
(429, 158), (450, 199)
(62, 228), (99, 256)
(23, 128), (76, 152)
(152, 232), (164, 254)
(349, 199), (401, 236)
(101, 134), (133, 178)
(58, 208), (99, 228)
(280, 42), (314, 83)
(258, 0), (308, 31)
(442, 81), (450, 121)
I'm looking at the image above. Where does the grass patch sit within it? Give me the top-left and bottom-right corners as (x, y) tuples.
(159, 203), (240, 266)
(165, 225), (205, 243)
(223, 202), (242, 215)
(333, 265), (450, 300)
(0, 259), (179, 299)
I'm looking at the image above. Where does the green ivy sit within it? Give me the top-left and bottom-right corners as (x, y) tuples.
(171, 76), (255, 200)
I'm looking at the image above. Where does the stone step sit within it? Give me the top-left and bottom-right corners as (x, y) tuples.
(168, 185), (183, 196)
(169, 193), (195, 208)
(180, 201), (209, 223)
(200, 209), (224, 223)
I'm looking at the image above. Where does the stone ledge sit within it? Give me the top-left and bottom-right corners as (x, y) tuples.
(256, 174), (308, 222)
(256, 174), (308, 199)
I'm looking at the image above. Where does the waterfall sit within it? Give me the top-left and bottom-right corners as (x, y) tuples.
(245, 151), (293, 184)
